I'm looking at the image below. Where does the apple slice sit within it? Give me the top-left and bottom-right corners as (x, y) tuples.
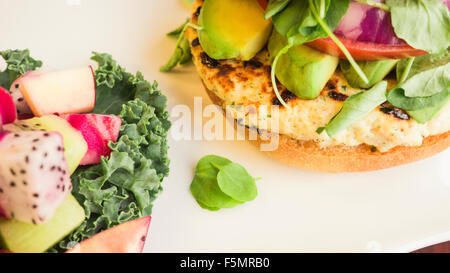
(62, 114), (122, 165)
(19, 66), (96, 117)
(66, 217), (151, 253)
(0, 87), (17, 125)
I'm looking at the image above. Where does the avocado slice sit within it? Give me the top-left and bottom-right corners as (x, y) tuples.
(198, 0), (272, 61)
(341, 59), (398, 89)
(268, 30), (338, 99)
(0, 194), (85, 253)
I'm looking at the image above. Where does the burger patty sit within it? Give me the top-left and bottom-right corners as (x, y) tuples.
(186, 0), (450, 153)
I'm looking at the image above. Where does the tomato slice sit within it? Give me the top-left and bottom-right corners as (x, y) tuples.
(258, 0), (427, 60)
(305, 36), (427, 61)
(257, 0), (268, 10)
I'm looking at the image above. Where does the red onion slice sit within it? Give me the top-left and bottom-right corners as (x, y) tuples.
(334, 0), (450, 46)
(334, 0), (404, 45)
(444, 0), (450, 9)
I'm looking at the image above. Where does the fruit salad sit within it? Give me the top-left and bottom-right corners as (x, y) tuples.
(0, 50), (170, 253)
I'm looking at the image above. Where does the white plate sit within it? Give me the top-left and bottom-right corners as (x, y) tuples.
(1, 0), (449, 253)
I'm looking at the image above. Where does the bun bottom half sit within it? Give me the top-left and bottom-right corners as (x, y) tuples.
(203, 83), (450, 173)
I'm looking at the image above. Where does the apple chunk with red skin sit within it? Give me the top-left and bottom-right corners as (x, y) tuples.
(66, 217), (151, 253)
(19, 66), (96, 117)
(0, 87), (17, 125)
(61, 114), (122, 165)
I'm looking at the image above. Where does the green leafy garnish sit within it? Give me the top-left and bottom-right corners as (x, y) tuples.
(318, 81), (388, 138)
(265, 0), (292, 20)
(396, 49), (450, 97)
(216, 163), (258, 203)
(399, 62), (450, 98)
(387, 87), (449, 111)
(387, 49), (450, 121)
(408, 94), (450, 124)
(0, 49), (42, 89)
(190, 155), (258, 211)
(271, 45), (291, 108)
(190, 155), (242, 210)
(160, 19), (193, 72)
(270, 0), (350, 46)
(386, 0), (450, 54)
(397, 57), (415, 84)
(397, 50), (450, 82)
(167, 19), (190, 38)
(354, 0), (390, 11)
(51, 52), (170, 251)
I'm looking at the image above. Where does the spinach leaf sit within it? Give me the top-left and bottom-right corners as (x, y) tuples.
(318, 81), (388, 138)
(190, 155), (242, 210)
(272, 0), (309, 38)
(399, 62), (449, 98)
(386, 0), (450, 53)
(408, 92), (450, 123)
(167, 18), (189, 38)
(387, 87), (449, 111)
(216, 163), (258, 202)
(160, 19), (193, 72)
(397, 49), (450, 82)
(354, 0), (390, 11)
(190, 155), (258, 211)
(323, 0), (351, 31)
(400, 63), (449, 97)
(0, 49), (42, 89)
(272, 0), (349, 47)
(265, 0), (292, 19)
(392, 49), (450, 122)
(198, 201), (221, 211)
(395, 49), (450, 97)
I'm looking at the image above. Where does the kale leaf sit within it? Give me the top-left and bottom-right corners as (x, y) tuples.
(0, 49), (42, 89)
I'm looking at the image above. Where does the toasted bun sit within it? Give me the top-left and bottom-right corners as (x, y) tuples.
(204, 84), (450, 173)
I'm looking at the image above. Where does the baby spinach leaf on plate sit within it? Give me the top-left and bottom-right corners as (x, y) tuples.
(190, 155), (258, 211)
(387, 87), (449, 111)
(190, 155), (242, 210)
(318, 81), (388, 138)
(216, 163), (258, 202)
(198, 201), (221, 211)
(386, 0), (450, 53)
(0, 49), (42, 89)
